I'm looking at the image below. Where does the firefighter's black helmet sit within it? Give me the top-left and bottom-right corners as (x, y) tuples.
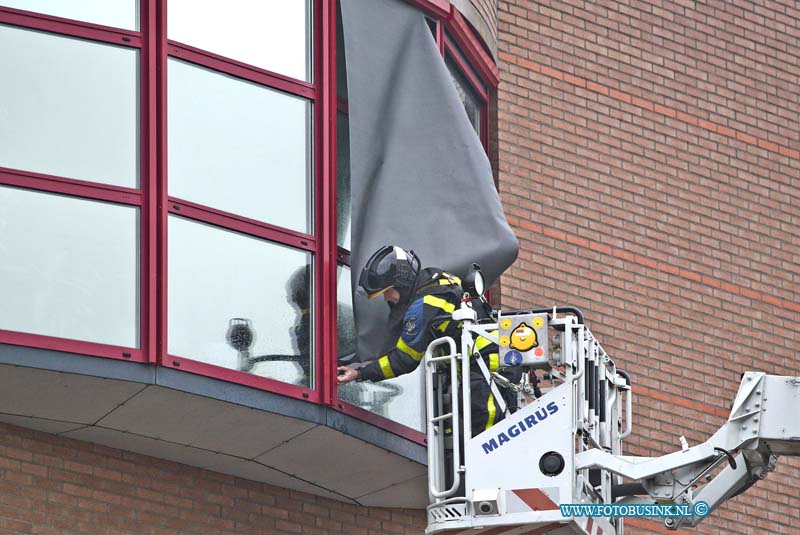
(359, 245), (420, 299)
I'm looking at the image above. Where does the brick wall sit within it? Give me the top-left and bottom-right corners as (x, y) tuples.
(496, 1), (799, 534)
(0, 423), (427, 535)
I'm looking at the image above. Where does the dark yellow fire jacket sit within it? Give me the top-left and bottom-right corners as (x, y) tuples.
(357, 268), (464, 382)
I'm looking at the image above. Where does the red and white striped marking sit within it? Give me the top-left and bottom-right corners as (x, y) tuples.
(509, 488), (561, 512)
(578, 514), (615, 535)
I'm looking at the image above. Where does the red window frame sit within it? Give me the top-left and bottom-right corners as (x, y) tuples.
(0, 4), (156, 364)
(0, 0), (498, 445)
(158, 0), (330, 404)
(0, 1), (331, 403)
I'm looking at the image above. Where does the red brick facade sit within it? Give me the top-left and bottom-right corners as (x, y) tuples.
(0, 423), (427, 535)
(496, 1), (799, 534)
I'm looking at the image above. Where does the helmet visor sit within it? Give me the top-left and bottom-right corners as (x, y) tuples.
(359, 245), (396, 294)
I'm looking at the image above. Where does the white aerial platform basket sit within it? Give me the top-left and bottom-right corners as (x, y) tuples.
(424, 306), (626, 535)
(423, 301), (799, 535)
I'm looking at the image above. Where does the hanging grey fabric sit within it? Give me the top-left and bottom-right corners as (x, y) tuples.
(340, 0), (519, 360)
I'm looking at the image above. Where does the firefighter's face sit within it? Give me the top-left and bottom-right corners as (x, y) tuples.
(383, 287), (400, 304)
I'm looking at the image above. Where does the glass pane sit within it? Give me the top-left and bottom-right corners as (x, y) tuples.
(425, 17), (437, 37)
(337, 266), (425, 432)
(336, 112), (351, 250)
(0, 186), (139, 347)
(336, 265), (356, 360)
(445, 32), (486, 94)
(168, 59), (311, 234)
(168, 216), (313, 388)
(336, 4), (348, 102)
(168, 0), (311, 82)
(335, 6), (351, 250)
(0, 24), (139, 188)
(0, 0), (138, 30)
(446, 57), (482, 136)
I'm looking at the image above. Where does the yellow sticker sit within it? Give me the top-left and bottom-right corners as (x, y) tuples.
(500, 318), (513, 330)
(532, 316), (544, 328)
(499, 335), (511, 347)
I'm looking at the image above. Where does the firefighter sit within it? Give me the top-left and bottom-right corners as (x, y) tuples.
(336, 245), (506, 436)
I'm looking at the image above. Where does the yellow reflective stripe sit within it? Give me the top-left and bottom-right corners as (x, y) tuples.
(475, 337), (492, 351)
(474, 330), (498, 352)
(437, 320), (450, 333)
(485, 393), (496, 431)
(489, 353), (500, 372)
(423, 295), (456, 313)
(397, 337), (424, 361)
(440, 274), (461, 286)
(378, 356), (395, 379)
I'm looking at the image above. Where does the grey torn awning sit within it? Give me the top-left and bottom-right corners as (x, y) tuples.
(340, 0), (519, 359)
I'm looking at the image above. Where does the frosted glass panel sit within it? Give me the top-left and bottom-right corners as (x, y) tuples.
(168, 216), (313, 388)
(0, 186), (139, 347)
(168, 59), (311, 234)
(0, 25), (139, 187)
(169, 0), (311, 81)
(1, 0), (138, 30)
(337, 266), (424, 432)
(336, 112), (351, 250)
(447, 57), (481, 136)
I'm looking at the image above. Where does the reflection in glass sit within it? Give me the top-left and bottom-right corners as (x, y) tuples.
(425, 17), (437, 37)
(336, 4), (348, 102)
(335, 265), (356, 361)
(336, 266), (425, 432)
(168, 59), (311, 234)
(446, 57), (482, 136)
(335, 7), (351, 250)
(0, 25), (139, 187)
(168, 216), (313, 388)
(0, 186), (139, 347)
(0, 0), (139, 30)
(336, 112), (351, 250)
(168, 0), (311, 81)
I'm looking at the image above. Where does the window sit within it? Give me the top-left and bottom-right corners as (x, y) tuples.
(0, 0), (499, 440)
(163, 0), (318, 395)
(445, 30), (489, 142)
(0, 24), (139, 187)
(168, 58), (312, 233)
(447, 56), (482, 135)
(0, 186), (139, 347)
(0, 5), (144, 360)
(168, 216), (313, 387)
(336, 112), (351, 250)
(336, 265), (426, 431)
(168, 0), (311, 81)
(0, 0), (139, 30)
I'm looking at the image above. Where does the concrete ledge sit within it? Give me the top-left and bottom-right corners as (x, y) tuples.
(0, 343), (428, 508)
